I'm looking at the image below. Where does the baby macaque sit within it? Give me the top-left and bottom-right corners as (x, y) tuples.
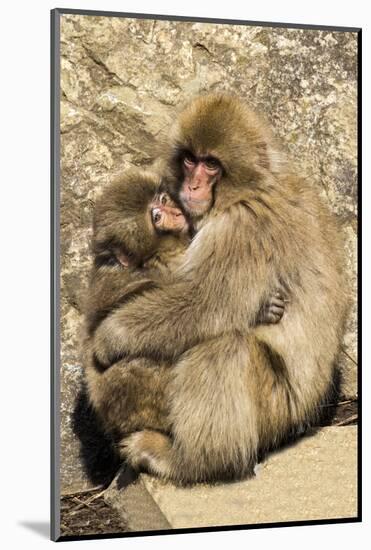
(83, 168), (192, 442)
(85, 169), (190, 337)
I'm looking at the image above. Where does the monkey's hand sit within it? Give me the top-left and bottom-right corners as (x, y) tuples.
(257, 290), (287, 325)
(92, 317), (129, 369)
(91, 283), (202, 366)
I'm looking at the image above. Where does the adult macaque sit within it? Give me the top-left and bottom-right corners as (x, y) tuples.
(91, 94), (347, 484)
(84, 166), (285, 442)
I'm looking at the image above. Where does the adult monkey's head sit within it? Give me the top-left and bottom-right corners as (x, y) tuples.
(166, 94), (283, 220)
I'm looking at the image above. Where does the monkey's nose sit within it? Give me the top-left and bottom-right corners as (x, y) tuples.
(189, 182), (200, 191)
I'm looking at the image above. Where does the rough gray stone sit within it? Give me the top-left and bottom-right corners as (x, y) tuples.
(59, 14), (358, 492)
(104, 427), (357, 530)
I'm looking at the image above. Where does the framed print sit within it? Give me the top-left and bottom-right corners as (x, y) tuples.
(51, 8), (361, 541)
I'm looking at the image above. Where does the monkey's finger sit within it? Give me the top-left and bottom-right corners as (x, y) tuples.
(274, 289), (291, 302)
(269, 305), (284, 316)
(270, 297), (285, 309)
(265, 312), (283, 324)
(274, 289), (284, 299)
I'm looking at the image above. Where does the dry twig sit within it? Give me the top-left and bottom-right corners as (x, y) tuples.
(334, 414), (358, 426)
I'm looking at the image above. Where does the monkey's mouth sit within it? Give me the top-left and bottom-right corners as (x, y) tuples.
(180, 193), (210, 214)
(171, 211), (188, 232)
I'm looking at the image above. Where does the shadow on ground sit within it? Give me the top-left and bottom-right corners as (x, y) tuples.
(72, 384), (121, 487)
(18, 521), (50, 539)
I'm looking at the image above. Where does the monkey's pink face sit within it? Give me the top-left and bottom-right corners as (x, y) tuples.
(150, 192), (188, 234)
(179, 154), (222, 217)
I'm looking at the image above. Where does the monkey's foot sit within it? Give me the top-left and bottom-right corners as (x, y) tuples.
(119, 430), (172, 479)
(115, 462), (139, 490)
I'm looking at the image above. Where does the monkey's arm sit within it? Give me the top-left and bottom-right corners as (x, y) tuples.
(85, 267), (156, 335)
(92, 206), (277, 366)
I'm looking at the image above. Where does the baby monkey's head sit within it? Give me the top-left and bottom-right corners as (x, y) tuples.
(151, 188), (187, 234)
(93, 168), (190, 268)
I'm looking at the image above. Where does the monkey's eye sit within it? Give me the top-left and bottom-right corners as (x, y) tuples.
(204, 158), (219, 170)
(151, 208), (162, 224)
(183, 154), (196, 168)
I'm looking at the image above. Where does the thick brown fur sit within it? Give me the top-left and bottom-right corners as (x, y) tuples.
(91, 94), (348, 484)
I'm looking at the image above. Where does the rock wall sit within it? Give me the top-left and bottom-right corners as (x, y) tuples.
(59, 14), (358, 491)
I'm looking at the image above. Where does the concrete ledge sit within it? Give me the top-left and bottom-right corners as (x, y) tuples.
(104, 474), (171, 532)
(105, 426), (358, 531)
